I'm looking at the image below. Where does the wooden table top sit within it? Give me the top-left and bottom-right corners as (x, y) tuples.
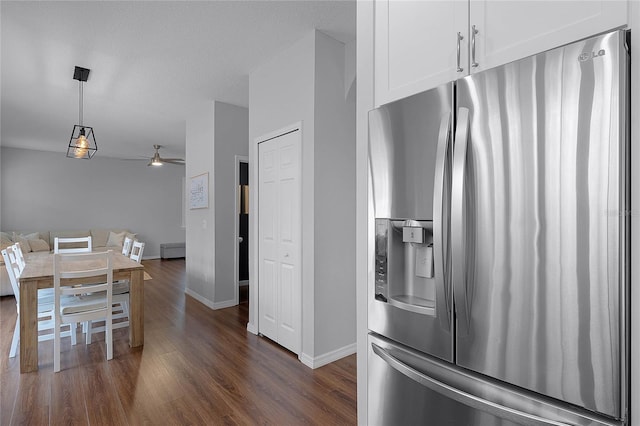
(20, 251), (144, 281)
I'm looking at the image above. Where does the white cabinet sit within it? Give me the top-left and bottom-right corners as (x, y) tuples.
(470, 1), (628, 73)
(375, 0), (627, 106)
(374, 0), (467, 106)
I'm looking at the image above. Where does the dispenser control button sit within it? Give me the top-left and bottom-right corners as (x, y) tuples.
(402, 226), (425, 244)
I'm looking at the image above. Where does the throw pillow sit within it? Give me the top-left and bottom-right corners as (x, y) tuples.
(0, 232), (12, 246)
(13, 232), (39, 253)
(106, 231), (126, 248)
(29, 238), (50, 252)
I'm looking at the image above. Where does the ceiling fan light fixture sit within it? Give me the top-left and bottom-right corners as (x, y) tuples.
(67, 66), (97, 159)
(151, 153), (163, 166)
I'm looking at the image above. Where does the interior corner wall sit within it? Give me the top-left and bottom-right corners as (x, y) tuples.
(213, 101), (248, 306)
(186, 103), (216, 304)
(0, 147), (185, 258)
(248, 31), (316, 352)
(313, 32), (357, 357)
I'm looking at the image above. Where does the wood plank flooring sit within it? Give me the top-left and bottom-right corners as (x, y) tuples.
(0, 259), (357, 425)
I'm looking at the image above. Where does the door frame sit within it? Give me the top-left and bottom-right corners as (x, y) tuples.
(250, 122), (302, 350)
(234, 155), (249, 306)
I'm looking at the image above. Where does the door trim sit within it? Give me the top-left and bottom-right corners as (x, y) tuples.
(234, 155), (249, 306)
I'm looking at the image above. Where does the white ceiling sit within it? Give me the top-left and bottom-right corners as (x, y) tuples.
(0, 0), (355, 161)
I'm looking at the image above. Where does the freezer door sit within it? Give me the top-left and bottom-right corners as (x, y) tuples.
(368, 334), (622, 426)
(369, 83), (454, 361)
(453, 30), (628, 418)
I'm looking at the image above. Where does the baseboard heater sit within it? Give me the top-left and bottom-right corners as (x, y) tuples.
(160, 242), (186, 259)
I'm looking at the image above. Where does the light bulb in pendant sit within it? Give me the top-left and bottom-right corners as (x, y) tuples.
(74, 131), (89, 158)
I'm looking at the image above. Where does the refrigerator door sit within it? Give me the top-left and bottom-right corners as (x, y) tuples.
(368, 333), (622, 426)
(453, 30), (628, 418)
(369, 83), (454, 361)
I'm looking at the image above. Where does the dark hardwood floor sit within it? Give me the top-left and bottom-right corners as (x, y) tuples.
(0, 259), (357, 425)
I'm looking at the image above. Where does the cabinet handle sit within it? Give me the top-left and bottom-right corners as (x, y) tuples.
(471, 25), (479, 68)
(456, 32), (464, 72)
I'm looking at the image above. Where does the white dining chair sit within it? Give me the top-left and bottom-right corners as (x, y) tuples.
(54, 236), (92, 254)
(86, 241), (145, 339)
(12, 242), (26, 274)
(53, 250), (114, 372)
(130, 241), (145, 263)
(121, 237), (133, 257)
(2, 247), (75, 358)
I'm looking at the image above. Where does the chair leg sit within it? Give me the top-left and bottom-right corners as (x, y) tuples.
(106, 313), (113, 361)
(54, 319), (61, 373)
(9, 317), (19, 358)
(86, 321), (93, 344)
(70, 322), (77, 346)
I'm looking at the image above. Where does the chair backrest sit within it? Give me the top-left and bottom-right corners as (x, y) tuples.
(1, 247), (21, 303)
(12, 242), (26, 274)
(54, 250), (113, 299)
(130, 241), (145, 263)
(54, 236), (92, 254)
(122, 237), (133, 257)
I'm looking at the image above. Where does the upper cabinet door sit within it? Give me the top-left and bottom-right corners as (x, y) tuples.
(469, 0), (628, 73)
(375, 0), (467, 106)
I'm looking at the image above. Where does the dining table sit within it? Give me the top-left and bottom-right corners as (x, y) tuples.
(18, 250), (145, 373)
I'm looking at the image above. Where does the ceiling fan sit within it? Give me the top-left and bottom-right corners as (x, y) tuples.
(147, 145), (184, 166)
(127, 144), (185, 166)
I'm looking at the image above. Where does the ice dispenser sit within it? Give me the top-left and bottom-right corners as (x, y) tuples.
(375, 218), (436, 315)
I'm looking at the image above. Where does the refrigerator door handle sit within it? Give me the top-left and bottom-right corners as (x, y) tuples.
(371, 343), (571, 426)
(433, 112), (452, 330)
(451, 107), (470, 334)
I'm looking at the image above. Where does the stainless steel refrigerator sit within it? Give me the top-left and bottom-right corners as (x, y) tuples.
(368, 30), (630, 425)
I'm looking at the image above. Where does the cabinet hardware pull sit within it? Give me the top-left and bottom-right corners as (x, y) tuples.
(471, 25), (479, 68)
(456, 32), (464, 72)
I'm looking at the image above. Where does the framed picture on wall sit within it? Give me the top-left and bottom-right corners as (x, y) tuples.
(189, 172), (209, 209)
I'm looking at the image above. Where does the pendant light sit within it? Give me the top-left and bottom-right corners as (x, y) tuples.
(67, 66), (97, 159)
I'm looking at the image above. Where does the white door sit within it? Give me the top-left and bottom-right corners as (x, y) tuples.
(258, 129), (301, 355)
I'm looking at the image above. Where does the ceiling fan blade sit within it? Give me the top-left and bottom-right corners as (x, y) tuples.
(163, 159), (186, 165)
(160, 158), (185, 162)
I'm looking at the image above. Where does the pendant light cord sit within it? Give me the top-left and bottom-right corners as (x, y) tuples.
(79, 80), (83, 126)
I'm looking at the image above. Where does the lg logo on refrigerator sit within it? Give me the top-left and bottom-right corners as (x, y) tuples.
(578, 49), (606, 62)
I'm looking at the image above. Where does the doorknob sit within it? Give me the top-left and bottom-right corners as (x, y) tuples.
(238, 237), (244, 243)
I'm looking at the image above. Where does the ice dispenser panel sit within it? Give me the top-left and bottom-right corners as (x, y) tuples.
(375, 219), (435, 315)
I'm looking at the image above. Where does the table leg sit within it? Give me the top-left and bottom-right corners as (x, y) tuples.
(129, 269), (144, 347)
(19, 280), (38, 373)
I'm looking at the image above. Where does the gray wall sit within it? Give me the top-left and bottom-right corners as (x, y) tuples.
(185, 103), (216, 303)
(0, 147), (185, 258)
(185, 101), (248, 309)
(214, 102), (249, 304)
(249, 30), (356, 366)
(313, 32), (356, 357)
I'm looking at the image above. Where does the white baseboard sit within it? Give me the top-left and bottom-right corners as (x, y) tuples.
(184, 289), (237, 311)
(185, 289), (215, 309)
(246, 322), (258, 335)
(212, 299), (237, 310)
(299, 342), (357, 369)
